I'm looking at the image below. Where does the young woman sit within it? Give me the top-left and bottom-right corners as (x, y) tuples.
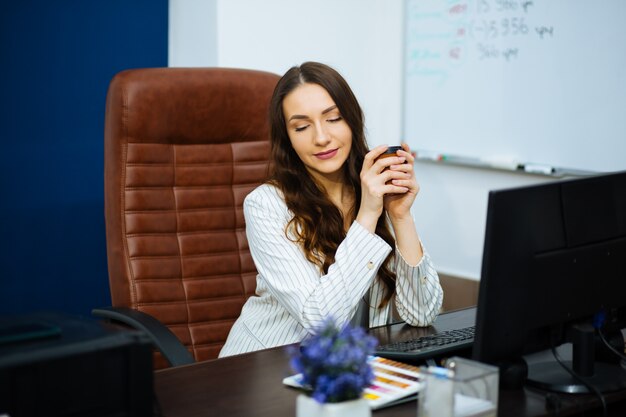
(219, 62), (443, 357)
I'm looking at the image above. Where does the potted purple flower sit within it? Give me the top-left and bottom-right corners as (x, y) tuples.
(289, 319), (378, 417)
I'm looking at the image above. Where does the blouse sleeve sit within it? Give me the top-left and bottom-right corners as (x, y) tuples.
(393, 246), (444, 326)
(244, 185), (392, 333)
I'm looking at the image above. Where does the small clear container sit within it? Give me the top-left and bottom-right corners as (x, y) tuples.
(417, 357), (498, 417)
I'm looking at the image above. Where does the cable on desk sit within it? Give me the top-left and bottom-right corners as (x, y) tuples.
(550, 344), (607, 417)
(598, 329), (626, 362)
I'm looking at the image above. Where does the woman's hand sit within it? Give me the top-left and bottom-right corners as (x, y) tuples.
(356, 144), (411, 232)
(383, 143), (419, 222)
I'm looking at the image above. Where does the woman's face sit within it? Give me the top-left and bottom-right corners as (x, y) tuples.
(282, 82), (352, 184)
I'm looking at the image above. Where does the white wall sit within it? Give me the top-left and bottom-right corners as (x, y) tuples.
(168, 0), (572, 280)
(169, 0), (218, 67)
(170, 0), (404, 147)
(217, 0), (405, 147)
(413, 163), (554, 279)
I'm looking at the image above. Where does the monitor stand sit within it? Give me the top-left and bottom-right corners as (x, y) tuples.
(526, 324), (626, 394)
(527, 360), (626, 394)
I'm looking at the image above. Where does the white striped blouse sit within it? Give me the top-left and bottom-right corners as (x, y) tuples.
(219, 184), (443, 357)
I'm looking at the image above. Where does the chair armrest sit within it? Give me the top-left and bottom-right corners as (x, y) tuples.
(92, 306), (194, 367)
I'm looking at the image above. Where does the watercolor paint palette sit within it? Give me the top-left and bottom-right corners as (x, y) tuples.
(282, 356), (423, 410)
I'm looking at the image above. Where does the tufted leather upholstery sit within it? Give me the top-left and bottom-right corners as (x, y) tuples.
(104, 68), (279, 368)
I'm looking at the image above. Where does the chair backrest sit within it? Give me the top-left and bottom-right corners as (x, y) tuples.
(104, 67), (279, 367)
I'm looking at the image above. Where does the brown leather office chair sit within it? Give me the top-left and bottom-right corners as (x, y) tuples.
(95, 67), (279, 369)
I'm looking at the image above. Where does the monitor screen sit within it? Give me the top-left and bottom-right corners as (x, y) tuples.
(472, 171), (626, 393)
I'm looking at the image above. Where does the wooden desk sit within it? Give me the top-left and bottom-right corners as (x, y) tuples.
(155, 308), (626, 416)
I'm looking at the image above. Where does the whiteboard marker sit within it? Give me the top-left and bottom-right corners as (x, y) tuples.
(416, 151), (443, 161)
(523, 164), (554, 175)
(480, 157), (521, 171)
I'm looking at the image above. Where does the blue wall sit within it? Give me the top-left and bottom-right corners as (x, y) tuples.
(0, 1), (168, 315)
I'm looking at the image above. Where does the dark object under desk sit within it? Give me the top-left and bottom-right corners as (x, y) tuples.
(154, 308), (626, 417)
(0, 312), (153, 417)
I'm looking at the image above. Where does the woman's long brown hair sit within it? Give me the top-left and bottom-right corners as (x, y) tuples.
(268, 62), (396, 307)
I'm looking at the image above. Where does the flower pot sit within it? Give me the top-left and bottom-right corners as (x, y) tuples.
(296, 394), (371, 417)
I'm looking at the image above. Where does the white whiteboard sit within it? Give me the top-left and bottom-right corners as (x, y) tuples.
(403, 0), (626, 173)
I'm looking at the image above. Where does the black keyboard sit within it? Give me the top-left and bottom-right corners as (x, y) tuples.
(375, 326), (475, 361)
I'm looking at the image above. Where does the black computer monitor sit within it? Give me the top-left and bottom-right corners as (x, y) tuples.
(472, 171), (626, 393)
